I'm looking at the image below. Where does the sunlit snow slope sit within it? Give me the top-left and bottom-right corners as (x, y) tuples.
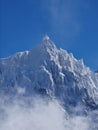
(0, 36), (98, 111)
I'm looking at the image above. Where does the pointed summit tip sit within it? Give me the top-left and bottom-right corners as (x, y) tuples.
(41, 34), (57, 49)
(43, 35), (50, 41)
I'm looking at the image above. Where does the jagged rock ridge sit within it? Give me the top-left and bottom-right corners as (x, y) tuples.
(0, 36), (98, 111)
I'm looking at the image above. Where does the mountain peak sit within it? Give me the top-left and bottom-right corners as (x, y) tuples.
(41, 35), (57, 51)
(43, 35), (50, 41)
(0, 36), (98, 111)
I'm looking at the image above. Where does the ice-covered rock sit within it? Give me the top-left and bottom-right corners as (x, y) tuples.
(0, 36), (98, 111)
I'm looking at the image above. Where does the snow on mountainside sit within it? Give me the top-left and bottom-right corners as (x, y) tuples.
(0, 36), (98, 111)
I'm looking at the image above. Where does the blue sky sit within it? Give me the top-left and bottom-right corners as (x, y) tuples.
(0, 0), (98, 70)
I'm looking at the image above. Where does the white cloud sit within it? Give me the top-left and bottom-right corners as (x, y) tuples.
(0, 95), (94, 130)
(0, 97), (66, 130)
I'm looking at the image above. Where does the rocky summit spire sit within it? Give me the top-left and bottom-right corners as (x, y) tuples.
(41, 35), (57, 50)
(43, 35), (50, 41)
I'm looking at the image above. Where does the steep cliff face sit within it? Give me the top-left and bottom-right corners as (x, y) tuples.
(0, 36), (98, 110)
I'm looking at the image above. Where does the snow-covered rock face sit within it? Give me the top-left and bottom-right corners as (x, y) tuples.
(0, 36), (98, 110)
